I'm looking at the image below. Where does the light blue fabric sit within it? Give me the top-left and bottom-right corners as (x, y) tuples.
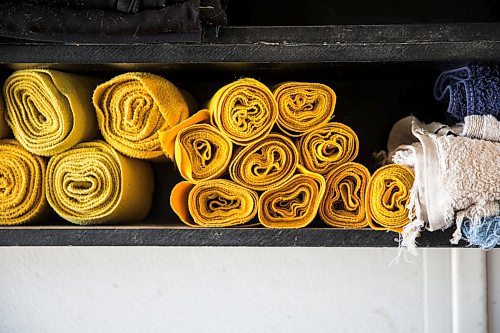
(461, 216), (500, 249)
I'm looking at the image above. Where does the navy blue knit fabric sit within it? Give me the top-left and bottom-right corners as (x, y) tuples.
(434, 65), (500, 122)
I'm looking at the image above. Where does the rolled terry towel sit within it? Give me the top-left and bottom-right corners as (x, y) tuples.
(171, 179), (258, 227)
(0, 140), (47, 225)
(258, 165), (325, 228)
(46, 140), (154, 225)
(0, 97), (10, 139)
(273, 82), (336, 136)
(93, 72), (191, 160)
(209, 78), (278, 145)
(462, 217), (500, 250)
(172, 123), (232, 182)
(393, 120), (500, 251)
(3, 69), (98, 156)
(366, 164), (414, 232)
(434, 65), (500, 121)
(320, 162), (371, 229)
(229, 133), (298, 191)
(297, 122), (359, 175)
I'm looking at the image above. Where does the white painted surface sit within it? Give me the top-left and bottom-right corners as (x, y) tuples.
(488, 250), (500, 333)
(451, 249), (487, 333)
(0, 248), (424, 333)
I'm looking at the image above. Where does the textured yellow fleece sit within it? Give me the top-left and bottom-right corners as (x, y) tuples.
(3, 69), (98, 156)
(46, 140), (154, 225)
(0, 140), (47, 225)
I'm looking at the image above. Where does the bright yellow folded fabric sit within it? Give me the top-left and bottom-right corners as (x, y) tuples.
(366, 164), (415, 232)
(320, 162), (371, 228)
(258, 165), (325, 228)
(229, 133), (298, 191)
(273, 82), (336, 136)
(0, 140), (47, 225)
(209, 78), (278, 145)
(174, 123), (233, 182)
(297, 122), (359, 175)
(3, 69), (98, 156)
(158, 109), (211, 159)
(93, 72), (191, 160)
(171, 179), (258, 227)
(46, 140), (154, 225)
(0, 98), (10, 139)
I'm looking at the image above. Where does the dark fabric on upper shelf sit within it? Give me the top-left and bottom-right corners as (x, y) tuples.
(0, 0), (200, 39)
(200, 0), (227, 26)
(25, 0), (187, 14)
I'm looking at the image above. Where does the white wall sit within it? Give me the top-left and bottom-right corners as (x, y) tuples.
(0, 248), (424, 333)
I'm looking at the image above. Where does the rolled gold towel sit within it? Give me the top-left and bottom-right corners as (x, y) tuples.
(273, 82), (336, 136)
(209, 78), (278, 145)
(3, 69), (98, 156)
(0, 140), (47, 225)
(366, 164), (415, 232)
(0, 97), (10, 139)
(229, 133), (298, 191)
(171, 179), (258, 227)
(46, 140), (154, 225)
(297, 122), (359, 175)
(93, 72), (191, 160)
(158, 109), (211, 159)
(258, 165), (326, 228)
(319, 162), (371, 228)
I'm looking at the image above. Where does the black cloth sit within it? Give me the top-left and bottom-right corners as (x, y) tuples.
(0, 0), (200, 38)
(25, 0), (183, 14)
(200, 0), (227, 26)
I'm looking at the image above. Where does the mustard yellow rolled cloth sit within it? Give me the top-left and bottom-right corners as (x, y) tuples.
(229, 133), (298, 191)
(159, 109), (211, 159)
(171, 179), (258, 227)
(0, 97), (10, 139)
(93, 72), (191, 160)
(3, 69), (98, 156)
(366, 164), (415, 232)
(273, 82), (336, 136)
(209, 78), (278, 145)
(258, 165), (326, 228)
(320, 162), (371, 228)
(46, 140), (154, 225)
(297, 122), (359, 175)
(0, 140), (47, 225)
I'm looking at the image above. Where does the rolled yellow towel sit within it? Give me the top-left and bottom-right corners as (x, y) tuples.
(273, 82), (336, 136)
(366, 164), (415, 232)
(297, 122), (359, 175)
(93, 72), (191, 160)
(0, 140), (47, 225)
(229, 133), (298, 191)
(158, 109), (211, 159)
(0, 97), (10, 139)
(3, 69), (98, 156)
(46, 140), (154, 225)
(171, 179), (258, 227)
(258, 165), (325, 228)
(209, 78), (278, 145)
(319, 162), (371, 228)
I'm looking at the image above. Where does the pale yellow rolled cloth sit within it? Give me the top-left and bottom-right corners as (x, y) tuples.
(3, 69), (98, 156)
(46, 140), (154, 225)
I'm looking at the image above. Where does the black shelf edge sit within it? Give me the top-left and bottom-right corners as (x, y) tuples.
(0, 23), (499, 63)
(0, 227), (470, 247)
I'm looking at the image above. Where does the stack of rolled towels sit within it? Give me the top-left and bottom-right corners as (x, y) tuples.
(0, 69), (193, 225)
(0, 69), (416, 230)
(388, 65), (500, 251)
(164, 78), (415, 230)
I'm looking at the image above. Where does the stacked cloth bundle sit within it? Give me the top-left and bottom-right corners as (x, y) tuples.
(164, 78), (415, 230)
(389, 69), (500, 252)
(0, 0), (228, 42)
(0, 69), (191, 225)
